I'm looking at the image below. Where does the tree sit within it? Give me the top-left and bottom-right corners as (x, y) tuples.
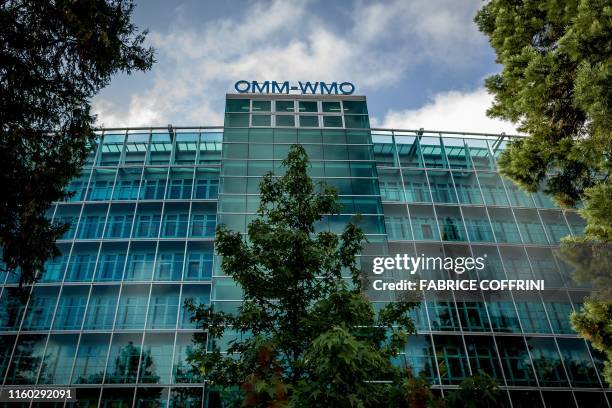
(399, 372), (502, 408)
(1, 0), (154, 285)
(187, 145), (417, 407)
(475, 0), (611, 383)
(475, 0), (610, 208)
(402, 374), (438, 408)
(446, 373), (502, 408)
(570, 299), (612, 383)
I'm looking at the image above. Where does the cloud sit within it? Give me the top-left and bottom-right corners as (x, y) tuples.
(376, 87), (521, 134)
(93, 0), (492, 127)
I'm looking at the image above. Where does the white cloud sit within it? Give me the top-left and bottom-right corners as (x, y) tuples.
(377, 87), (521, 134)
(93, 0), (492, 127)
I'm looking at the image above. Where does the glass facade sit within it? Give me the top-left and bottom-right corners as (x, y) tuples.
(0, 94), (607, 407)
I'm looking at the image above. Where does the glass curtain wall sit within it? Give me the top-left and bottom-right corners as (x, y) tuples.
(0, 128), (221, 407)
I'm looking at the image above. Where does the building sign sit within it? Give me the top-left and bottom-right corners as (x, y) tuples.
(234, 80), (355, 95)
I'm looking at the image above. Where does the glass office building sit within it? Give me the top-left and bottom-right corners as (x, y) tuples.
(0, 93), (607, 407)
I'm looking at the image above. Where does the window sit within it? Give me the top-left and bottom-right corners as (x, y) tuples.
(322, 101), (341, 112)
(147, 293), (179, 329)
(194, 178), (219, 199)
(298, 101), (317, 112)
(434, 335), (469, 384)
(323, 115), (343, 127)
(251, 100), (271, 112)
(155, 252), (184, 281)
(115, 290), (148, 329)
(185, 252), (213, 280)
(477, 172), (509, 206)
(134, 214), (161, 238)
(496, 336), (537, 386)
(275, 115), (295, 127)
(225, 113), (249, 127)
(428, 171), (457, 204)
(112, 179), (139, 201)
(275, 100), (294, 112)
(557, 338), (601, 387)
(342, 100), (368, 114)
(105, 214), (133, 238)
(162, 213), (188, 238)
(465, 336), (503, 379)
(66, 253), (97, 282)
(190, 214), (216, 237)
(126, 252), (155, 281)
(78, 215), (105, 239)
(251, 114), (271, 126)
(419, 137), (447, 168)
(225, 98), (249, 112)
(84, 288), (119, 330)
(403, 170), (430, 202)
(72, 334), (110, 384)
(54, 291), (87, 330)
(299, 115), (318, 127)
(40, 335), (78, 384)
(527, 337), (569, 386)
(96, 252), (126, 281)
(343, 114), (369, 128)
(22, 289), (57, 330)
(404, 335), (437, 381)
(167, 171), (193, 199)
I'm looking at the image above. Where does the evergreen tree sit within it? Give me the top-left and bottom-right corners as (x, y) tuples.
(475, 0), (610, 208)
(1, 0), (154, 285)
(475, 0), (611, 383)
(187, 145), (417, 407)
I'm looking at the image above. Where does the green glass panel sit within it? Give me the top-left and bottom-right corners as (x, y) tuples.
(299, 115), (319, 127)
(298, 129), (321, 143)
(344, 114), (370, 128)
(275, 115), (295, 127)
(322, 129), (346, 143)
(248, 144), (273, 159)
(251, 114), (271, 126)
(342, 100), (368, 114)
(298, 101), (317, 112)
(346, 130), (370, 144)
(274, 128), (297, 143)
(323, 116), (343, 128)
(225, 99), (249, 112)
(249, 128), (273, 143)
(223, 129), (248, 142)
(223, 143), (248, 159)
(251, 100), (271, 112)
(322, 101), (341, 113)
(224, 113), (249, 127)
(275, 100), (294, 112)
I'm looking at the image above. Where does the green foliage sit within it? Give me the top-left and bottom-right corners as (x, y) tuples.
(475, 0), (611, 207)
(571, 299), (612, 384)
(446, 373), (502, 408)
(398, 373), (502, 408)
(187, 145), (417, 407)
(0, 0), (154, 285)
(475, 0), (611, 384)
(402, 374), (437, 408)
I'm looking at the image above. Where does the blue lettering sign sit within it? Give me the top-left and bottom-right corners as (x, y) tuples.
(234, 80), (355, 95)
(235, 80), (250, 93)
(298, 81), (319, 94)
(339, 82), (355, 95)
(252, 81), (270, 93)
(319, 82), (338, 94)
(272, 81), (289, 94)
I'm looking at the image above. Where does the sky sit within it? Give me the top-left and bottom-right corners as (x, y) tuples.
(93, 0), (520, 134)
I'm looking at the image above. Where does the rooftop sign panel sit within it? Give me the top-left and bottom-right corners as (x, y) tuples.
(234, 80), (355, 95)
